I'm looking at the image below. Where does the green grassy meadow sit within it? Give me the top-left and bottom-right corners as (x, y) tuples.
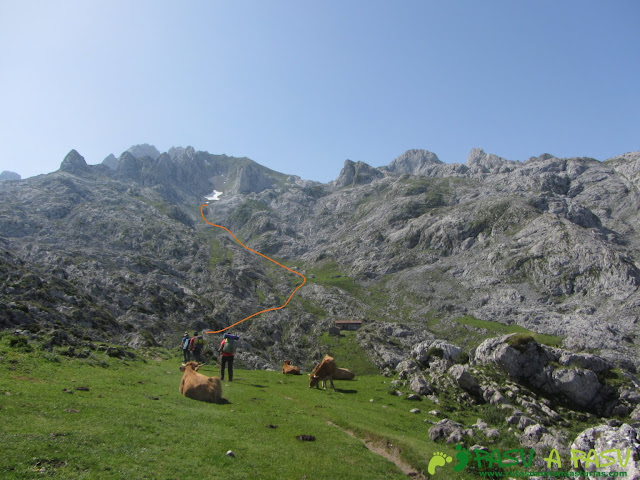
(0, 334), (484, 480)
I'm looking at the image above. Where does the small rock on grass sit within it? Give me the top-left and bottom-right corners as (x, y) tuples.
(296, 435), (316, 441)
(226, 450), (235, 457)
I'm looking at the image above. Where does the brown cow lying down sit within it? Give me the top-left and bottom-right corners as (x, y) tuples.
(282, 360), (301, 375)
(179, 362), (222, 403)
(309, 354), (336, 390)
(333, 367), (355, 380)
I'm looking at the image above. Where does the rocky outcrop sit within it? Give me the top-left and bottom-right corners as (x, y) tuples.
(409, 375), (433, 396)
(551, 368), (601, 408)
(571, 424), (640, 479)
(59, 150), (89, 175)
(519, 424), (566, 454)
(115, 152), (143, 182)
(466, 148), (519, 173)
(386, 149), (443, 175)
(0, 171), (21, 182)
(412, 340), (462, 365)
(231, 163), (276, 194)
(102, 154), (118, 169)
(473, 335), (625, 415)
(428, 419), (473, 443)
(473, 334), (556, 382)
(334, 160), (384, 187)
(448, 364), (481, 396)
(126, 144), (161, 160)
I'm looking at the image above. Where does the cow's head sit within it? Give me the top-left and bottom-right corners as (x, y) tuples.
(309, 374), (320, 388)
(284, 360), (291, 365)
(180, 361), (199, 372)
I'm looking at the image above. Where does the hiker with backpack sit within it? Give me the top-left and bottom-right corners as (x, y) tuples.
(181, 331), (191, 362)
(218, 333), (239, 381)
(190, 331), (206, 365)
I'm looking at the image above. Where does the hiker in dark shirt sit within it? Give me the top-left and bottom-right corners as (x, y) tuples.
(190, 331), (206, 364)
(181, 331), (191, 362)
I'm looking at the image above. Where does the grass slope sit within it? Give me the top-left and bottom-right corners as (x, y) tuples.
(1, 336), (477, 480)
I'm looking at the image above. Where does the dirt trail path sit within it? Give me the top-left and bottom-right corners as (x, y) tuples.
(327, 421), (426, 479)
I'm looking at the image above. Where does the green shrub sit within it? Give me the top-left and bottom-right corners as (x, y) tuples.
(456, 352), (470, 364)
(9, 336), (32, 353)
(506, 333), (536, 352)
(24, 323), (41, 334)
(426, 347), (444, 359)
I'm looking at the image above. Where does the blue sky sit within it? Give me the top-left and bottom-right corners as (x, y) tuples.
(1, 0), (638, 182)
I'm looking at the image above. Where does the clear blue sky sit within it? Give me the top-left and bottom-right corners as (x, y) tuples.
(1, 1), (638, 182)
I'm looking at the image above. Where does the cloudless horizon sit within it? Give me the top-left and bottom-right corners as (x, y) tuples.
(1, 1), (638, 182)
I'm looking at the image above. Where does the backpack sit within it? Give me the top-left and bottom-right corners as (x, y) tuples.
(182, 338), (190, 350)
(222, 338), (236, 354)
(195, 336), (204, 347)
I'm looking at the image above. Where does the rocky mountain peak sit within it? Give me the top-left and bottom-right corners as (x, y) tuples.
(528, 153), (557, 162)
(466, 148), (518, 172)
(168, 146), (196, 161)
(59, 149), (89, 175)
(115, 151), (142, 182)
(126, 144), (161, 160)
(102, 154), (118, 169)
(335, 159), (384, 187)
(0, 171), (21, 182)
(386, 149), (443, 176)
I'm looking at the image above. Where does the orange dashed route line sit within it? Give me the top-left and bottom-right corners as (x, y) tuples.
(200, 204), (306, 334)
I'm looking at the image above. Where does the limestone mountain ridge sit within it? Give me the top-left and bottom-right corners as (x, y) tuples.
(1, 145), (640, 375)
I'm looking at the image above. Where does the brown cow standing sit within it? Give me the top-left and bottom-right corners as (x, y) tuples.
(179, 362), (223, 403)
(309, 354), (337, 390)
(282, 360), (301, 375)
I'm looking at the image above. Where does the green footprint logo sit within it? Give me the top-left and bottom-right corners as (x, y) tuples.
(453, 444), (472, 472)
(427, 451), (452, 475)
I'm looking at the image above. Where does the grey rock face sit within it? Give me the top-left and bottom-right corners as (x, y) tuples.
(115, 152), (142, 181)
(558, 353), (611, 374)
(386, 149), (443, 175)
(396, 358), (420, 379)
(466, 148), (519, 173)
(551, 368), (601, 407)
(448, 364), (481, 396)
(126, 144), (161, 160)
(473, 335), (555, 381)
(0, 171), (21, 182)
(412, 340), (462, 365)
(102, 154), (118, 169)
(231, 163), (275, 194)
(474, 335), (617, 414)
(520, 424), (566, 454)
(409, 375), (434, 396)
(59, 150), (89, 175)
(334, 160), (384, 187)
(428, 419), (473, 443)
